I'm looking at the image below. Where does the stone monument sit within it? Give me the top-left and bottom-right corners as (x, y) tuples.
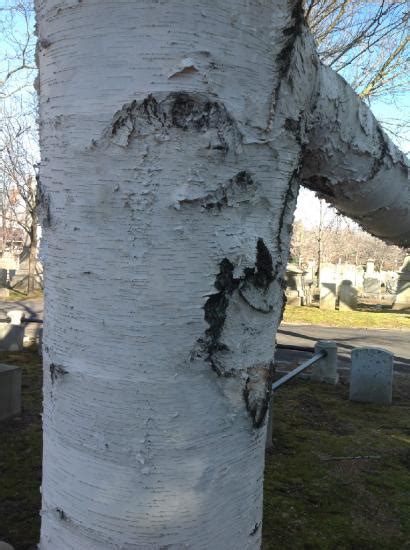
(392, 255), (410, 311)
(339, 280), (357, 311)
(320, 282), (336, 310)
(312, 340), (339, 384)
(0, 364), (21, 420)
(350, 348), (393, 405)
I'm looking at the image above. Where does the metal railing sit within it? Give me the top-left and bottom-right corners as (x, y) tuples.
(0, 317), (43, 324)
(272, 349), (327, 391)
(266, 347), (329, 450)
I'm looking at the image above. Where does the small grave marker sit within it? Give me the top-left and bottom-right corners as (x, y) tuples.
(350, 348), (393, 405)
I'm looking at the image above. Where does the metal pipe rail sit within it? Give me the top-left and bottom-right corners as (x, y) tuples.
(271, 349), (327, 392)
(276, 343), (315, 353)
(0, 318), (43, 324)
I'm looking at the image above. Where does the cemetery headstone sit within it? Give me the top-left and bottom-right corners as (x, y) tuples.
(285, 289), (301, 306)
(320, 283), (336, 310)
(311, 340), (339, 384)
(339, 280), (357, 311)
(366, 259), (375, 276)
(0, 310), (25, 352)
(393, 255), (410, 311)
(0, 364), (21, 420)
(363, 277), (380, 294)
(350, 348), (393, 405)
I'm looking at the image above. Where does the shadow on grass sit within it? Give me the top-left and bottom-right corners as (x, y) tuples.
(0, 351), (42, 550)
(263, 375), (410, 549)
(0, 353), (409, 549)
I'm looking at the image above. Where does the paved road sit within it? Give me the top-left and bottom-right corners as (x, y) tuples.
(277, 323), (410, 372)
(0, 299), (408, 372)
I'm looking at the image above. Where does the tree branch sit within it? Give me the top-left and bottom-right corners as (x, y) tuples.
(300, 61), (410, 247)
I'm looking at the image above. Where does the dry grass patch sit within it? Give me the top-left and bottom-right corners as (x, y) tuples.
(263, 373), (410, 549)
(283, 305), (410, 330)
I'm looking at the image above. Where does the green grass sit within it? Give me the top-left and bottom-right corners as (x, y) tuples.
(283, 304), (410, 330)
(0, 354), (409, 549)
(263, 374), (410, 549)
(5, 290), (44, 302)
(0, 351), (42, 550)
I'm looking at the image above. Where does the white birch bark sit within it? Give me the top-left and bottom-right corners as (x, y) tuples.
(35, 1), (315, 548)
(301, 64), (410, 247)
(35, 1), (409, 549)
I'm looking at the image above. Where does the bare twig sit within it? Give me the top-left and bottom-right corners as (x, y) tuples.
(320, 455), (382, 461)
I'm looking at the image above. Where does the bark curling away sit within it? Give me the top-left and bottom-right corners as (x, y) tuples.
(106, 92), (241, 153)
(243, 365), (273, 429)
(177, 171), (255, 211)
(49, 363), (68, 385)
(202, 239), (277, 428)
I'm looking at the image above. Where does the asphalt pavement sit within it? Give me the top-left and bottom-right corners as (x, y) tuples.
(0, 298), (408, 373)
(277, 323), (410, 373)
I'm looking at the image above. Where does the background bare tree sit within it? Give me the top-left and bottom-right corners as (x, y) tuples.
(0, 1), (408, 297)
(290, 215), (406, 271)
(0, 105), (39, 293)
(298, 2), (409, 270)
(305, 0), (409, 100)
(2, 1), (408, 113)
(0, 0), (36, 98)
(0, 1), (39, 293)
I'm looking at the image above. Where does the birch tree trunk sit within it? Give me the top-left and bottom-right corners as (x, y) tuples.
(35, 1), (408, 549)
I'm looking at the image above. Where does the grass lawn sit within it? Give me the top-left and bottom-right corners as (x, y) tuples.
(4, 290), (44, 302)
(0, 351), (42, 550)
(283, 304), (410, 330)
(263, 373), (410, 549)
(0, 353), (409, 549)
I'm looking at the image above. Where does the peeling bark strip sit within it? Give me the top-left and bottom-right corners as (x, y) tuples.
(107, 92), (241, 151)
(266, 0), (304, 131)
(49, 363), (68, 384)
(36, 175), (51, 228)
(277, 170), (300, 262)
(250, 522), (261, 537)
(239, 240), (277, 314)
(202, 240), (276, 428)
(177, 171), (255, 211)
(244, 365), (272, 428)
(203, 239), (276, 372)
(278, 0), (304, 79)
(301, 62), (410, 247)
(56, 508), (67, 521)
(203, 258), (238, 376)
(370, 126), (389, 180)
